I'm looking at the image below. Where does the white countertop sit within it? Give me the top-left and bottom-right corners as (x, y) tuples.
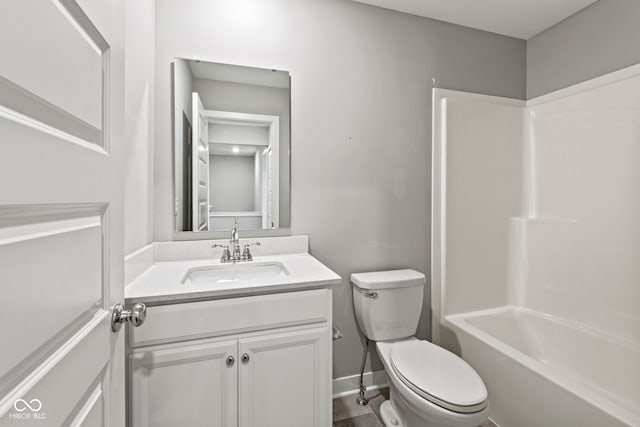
(125, 252), (341, 305)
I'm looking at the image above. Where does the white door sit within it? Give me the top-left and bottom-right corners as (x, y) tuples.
(267, 119), (279, 229)
(266, 147), (274, 229)
(238, 327), (331, 427)
(260, 149), (269, 229)
(192, 93), (209, 231)
(129, 340), (237, 427)
(0, 0), (127, 425)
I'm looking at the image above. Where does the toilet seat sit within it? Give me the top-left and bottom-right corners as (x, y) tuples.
(390, 340), (488, 414)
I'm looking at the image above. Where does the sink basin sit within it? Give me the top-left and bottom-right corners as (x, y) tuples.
(182, 262), (289, 285)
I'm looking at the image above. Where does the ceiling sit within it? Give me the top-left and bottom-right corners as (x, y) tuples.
(209, 143), (260, 157)
(188, 60), (290, 89)
(351, 0), (598, 39)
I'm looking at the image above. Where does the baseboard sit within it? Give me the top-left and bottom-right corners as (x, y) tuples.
(332, 370), (389, 398)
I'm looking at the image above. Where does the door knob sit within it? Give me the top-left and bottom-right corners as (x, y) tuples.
(226, 355), (235, 366)
(111, 303), (147, 332)
(241, 353), (250, 363)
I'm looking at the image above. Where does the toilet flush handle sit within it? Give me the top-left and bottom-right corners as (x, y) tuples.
(364, 291), (378, 299)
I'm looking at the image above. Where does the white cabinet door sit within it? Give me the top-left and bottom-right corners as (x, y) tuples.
(238, 327), (331, 427)
(0, 1), (126, 425)
(129, 340), (237, 427)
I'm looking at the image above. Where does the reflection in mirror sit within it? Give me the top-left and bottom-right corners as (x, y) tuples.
(173, 59), (290, 232)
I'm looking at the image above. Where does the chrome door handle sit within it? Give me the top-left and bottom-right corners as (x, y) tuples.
(226, 355), (235, 366)
(241, 353), (250, 363)
(111, 303), (147, 332)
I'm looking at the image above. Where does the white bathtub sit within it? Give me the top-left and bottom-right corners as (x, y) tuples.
(444, 307), (640, 427)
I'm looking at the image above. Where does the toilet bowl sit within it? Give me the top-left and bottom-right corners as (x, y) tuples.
(351, 269), (489, 427)
(377, 338), (489, 427)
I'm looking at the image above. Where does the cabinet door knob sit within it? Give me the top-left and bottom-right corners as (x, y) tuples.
(241, 353), (250, 363)
(226, 355), (235, 366)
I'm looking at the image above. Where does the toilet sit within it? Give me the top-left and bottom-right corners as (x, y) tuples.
(351, 269), (489, 427)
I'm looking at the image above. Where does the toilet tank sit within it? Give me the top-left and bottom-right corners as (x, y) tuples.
(351, 269), (425, 341)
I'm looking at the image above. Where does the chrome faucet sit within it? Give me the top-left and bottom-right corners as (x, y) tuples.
(211, 219), (261, 263)
(229, 219), (241, 261)
(230, 219), (239, 245)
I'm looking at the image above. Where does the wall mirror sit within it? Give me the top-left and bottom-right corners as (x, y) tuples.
(173, 58), (291, 232)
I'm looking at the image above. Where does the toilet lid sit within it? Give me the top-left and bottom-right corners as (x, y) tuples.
(390, 340), (488, 414)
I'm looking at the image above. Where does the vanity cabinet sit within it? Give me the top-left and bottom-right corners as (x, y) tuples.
(238, 327), (329, 426)
(129, 339), (238, 426)
(127, 289), (332, 427)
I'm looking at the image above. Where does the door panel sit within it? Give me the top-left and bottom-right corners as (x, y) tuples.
(129, 340), (237, 427)
(0, 0), (104, 131)
(238, 327), (331, 427)
(0, 316), (110, 427)
(68, 383), (105, 427)
(0, 207), (103, 384)
(0, 0), (124, 425)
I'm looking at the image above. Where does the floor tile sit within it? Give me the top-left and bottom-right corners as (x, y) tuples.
(333, 394), (374, 422)
(365, 388), (389, 422)
(333, 387), (495, 427)
(333, 412), (383, 427)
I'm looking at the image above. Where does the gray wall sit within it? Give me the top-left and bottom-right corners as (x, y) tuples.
(193, 78), (290, 226)
(123, 0), (154, 254)
(527, 0), (640, 98)
(209, 155), (256, 212)
(154, 0), (525, 380)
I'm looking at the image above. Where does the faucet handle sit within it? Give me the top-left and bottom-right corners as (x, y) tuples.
(241, 242), (261, 261)
(221, 246), (231, 263)
(212, 243), (231, 263)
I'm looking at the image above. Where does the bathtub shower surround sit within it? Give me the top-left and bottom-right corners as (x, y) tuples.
(432, 64), (640, 427)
